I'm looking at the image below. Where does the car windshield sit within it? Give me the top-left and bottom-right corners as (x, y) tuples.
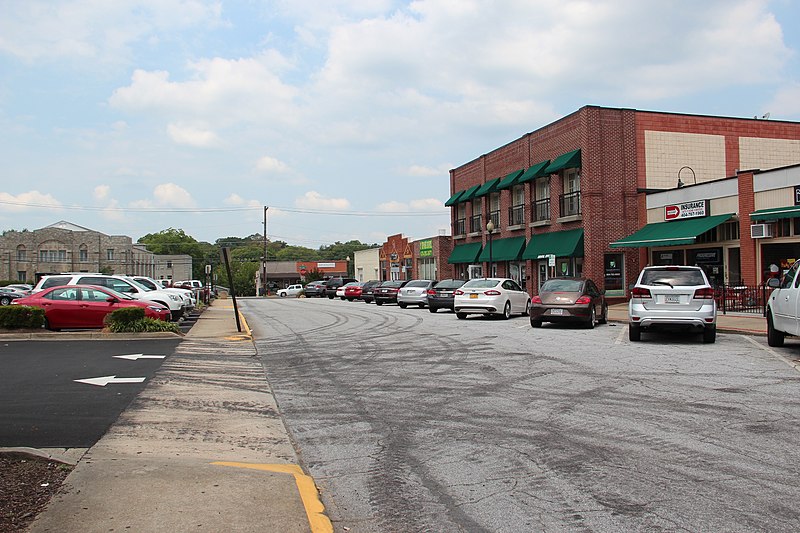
(541, 279), (583, 292)
(122, 277), (153, 291)
(462, 279), (500, 289)
(434, 280), (464, 289)
(406, 281), (430, 288)
(641, 268), (706, 287)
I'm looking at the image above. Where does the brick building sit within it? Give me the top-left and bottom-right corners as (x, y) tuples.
(378, 234), (454, 281)
(446, 106), (800, 297)
(0, 221), (192, 283)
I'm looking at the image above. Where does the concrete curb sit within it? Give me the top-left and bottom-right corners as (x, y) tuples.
(0, 447), (88, 466)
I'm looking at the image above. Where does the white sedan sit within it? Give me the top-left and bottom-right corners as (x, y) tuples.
(453, 278), (530, 320)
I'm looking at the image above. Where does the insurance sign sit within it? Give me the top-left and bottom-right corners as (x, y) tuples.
(664, 200), (709, 221)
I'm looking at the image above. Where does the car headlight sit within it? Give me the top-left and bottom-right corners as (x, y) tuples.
(148, 305), (167, 312)
(169, 294), (180, 301)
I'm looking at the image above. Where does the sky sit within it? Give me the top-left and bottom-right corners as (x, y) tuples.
(2, 0), (800, 248)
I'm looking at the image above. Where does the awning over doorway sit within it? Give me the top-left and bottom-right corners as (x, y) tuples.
(495, 169), (525, 191)
(444, 189), (465, 207)
(459, 184), (482, 202)
(473, 177), (502, 198)
(516, 160), (551, 184)
(448, 242), (483, 264)
(522, 228), (584, 259)
(750, 206), (800, 221)
(477, 236), (526, 262)
(544, 149), (581, 174)
(609, 213), (734, 248)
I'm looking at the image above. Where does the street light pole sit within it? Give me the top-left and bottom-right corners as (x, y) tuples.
(486, 220), (495, 278)
(263, 206), (269, 296)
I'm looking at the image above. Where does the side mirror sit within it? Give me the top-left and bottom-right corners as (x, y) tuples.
(767, 277), (781, 288)
(106, 296), (119, 303)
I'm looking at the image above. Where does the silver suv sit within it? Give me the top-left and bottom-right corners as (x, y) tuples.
(628, 265), (717, 343)
(33, 274), (187, 321)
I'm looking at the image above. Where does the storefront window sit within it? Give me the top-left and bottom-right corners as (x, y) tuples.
(603, 253), (624, 294)
(652, 250), (685, 265)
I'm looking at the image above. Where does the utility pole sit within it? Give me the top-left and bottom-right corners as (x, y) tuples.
(268, 205), (269, 296)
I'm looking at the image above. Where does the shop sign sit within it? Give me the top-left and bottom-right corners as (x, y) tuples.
(390, 253), (398, 261)
(317, 262), (335, 268)
(795, 185), (800, 205)
(419, 239), (433, 257)
(664, 200), (709, 221)
(693, 249), (721, 264)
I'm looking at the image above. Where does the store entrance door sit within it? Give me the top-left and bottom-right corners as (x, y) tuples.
(538, 261), (549, 292)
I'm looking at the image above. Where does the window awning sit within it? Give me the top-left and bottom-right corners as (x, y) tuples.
(522, 228), (584, 259)
(495, 169), (525, 191)
(448, 242), (483, 264)
(609, 213), (734, 248)
(750, 206), (800, 221)
(544, 149), (581, 174)
(444, 189), (466, 207)
(477, 236), (526, 262)
(473, 177), (502, 198)
(516, 160), (551, 184)
(459, 184), (482, 202)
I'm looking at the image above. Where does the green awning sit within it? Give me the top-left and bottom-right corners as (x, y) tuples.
(544, 149), (581, 174)
(444, 189), (466, 207)
(473, 177), (502, 198)
(459, 184), (482, 202)
(495, 169), (525, 191)
(750, 206), (800, 221)
(516, 160), (551, 184)
(448, 242), (483, 264)
(609, 213), (734, 248)
(522, 228), (584, 259)
(477, 236), (526, 262)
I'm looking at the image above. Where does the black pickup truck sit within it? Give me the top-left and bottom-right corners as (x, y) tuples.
(324, 277), (357, 299)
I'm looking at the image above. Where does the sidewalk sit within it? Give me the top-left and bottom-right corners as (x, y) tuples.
(606, 303), (767, 335)
(27, 299), (332, 533)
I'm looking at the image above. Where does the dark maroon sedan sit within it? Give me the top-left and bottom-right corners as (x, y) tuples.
(13, 285), (171, 330)
(373, 280), (409, 306)
(530, 277), (608, 328)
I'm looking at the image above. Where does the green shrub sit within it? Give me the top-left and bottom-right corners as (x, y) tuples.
(106, 317), (180, 333)
(105, 307), (145, 325)
(0, 306), (45, 329)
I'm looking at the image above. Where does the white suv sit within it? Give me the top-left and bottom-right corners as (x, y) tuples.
(132, 276), (196, 310)
(628, 265), (717, 343)
(33, 274), (187, 321)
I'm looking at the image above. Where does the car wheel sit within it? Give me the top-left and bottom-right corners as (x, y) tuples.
(530, 318), (542, 328)
(44, 317), (59, 332)
(456, 312), (467, 320)
(419, 303), (425, 308)
(279, 292), (286, 297)
(376, 301), (383, 306)
(598, 303), (608, 324)
(429, 306), (437, 313)
(629, 323), (641, 342)
(702, 324), (716, 344)
(0, 296), (10, 306)
(523, 300), (530, 317)
(340, 297), (345, 300)
(767, 311), (785, 347)
(586, 306), (596, 329)
(502, 301), (511, 320)
(398, 302), (407, 309)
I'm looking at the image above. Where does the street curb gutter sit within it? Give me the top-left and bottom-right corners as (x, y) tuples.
(0, 447), (87, 466)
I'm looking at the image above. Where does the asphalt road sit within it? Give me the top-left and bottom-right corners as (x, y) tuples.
(0, 338), (181, 448)
(244, 296), (800, 533)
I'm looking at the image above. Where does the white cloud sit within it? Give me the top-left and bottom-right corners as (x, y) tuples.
(376, 198), (447, 212)
(224, 193), (261, 208)
(0, 191), (61, 212)
(375, 200), (408, 213)
(255, 156), (290, 173)
(153, 183), (195, 207)
(768, 82), (800, 118)
(295, 191), (350, 210)
(93, 185), (111, 201)
(405, 164), (452, 177)
(167, 123), (220, 147)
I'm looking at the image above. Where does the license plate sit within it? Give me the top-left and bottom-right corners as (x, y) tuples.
(550, 308), (564, 315)
(665, 295), (680, 304)
(470, 293), (478, 299)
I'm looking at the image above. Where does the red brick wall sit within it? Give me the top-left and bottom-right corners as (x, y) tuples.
(737, 171), (758, 285)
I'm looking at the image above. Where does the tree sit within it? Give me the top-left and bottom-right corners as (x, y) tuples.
(138, 228), (208, 279)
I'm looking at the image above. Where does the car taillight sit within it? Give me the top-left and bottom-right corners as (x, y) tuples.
(484, 290), (501, 296)
(575, 296), (592, 305)
(531, 296), (542, 304)
(631, 287), (652, 298)
(693, 287), (715, 299)
(427, 289), (436, 295)
(454, 290), (464, 295)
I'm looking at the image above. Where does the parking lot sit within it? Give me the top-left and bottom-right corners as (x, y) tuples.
(243, 296), (800, 532)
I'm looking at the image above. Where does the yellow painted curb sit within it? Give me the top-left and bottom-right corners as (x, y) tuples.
(211, 461), (333, 533)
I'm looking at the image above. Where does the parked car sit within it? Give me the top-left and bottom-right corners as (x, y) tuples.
(325, 277), (357, 299)
(303, 281), (327, 298)
(427, 279), (466, 313)
(336, 281), (360, 300)
(765, 260), (800, 346)
(360, 280), (383, 303)
(344, 282), (365, 301)
(530, 277), (608, 328)
(13, 284), (170, 330)
(132, 276), (196, 310)
(0, 288), (24, 306)
(628, 265), (717, 343)
(453, 278), (530, 319)
(397, 280), (436, 308)
(278, 284), (304, 298)
(33, 274), (186, 321)
(373, 280), (410, 306)
(2, 284), (33, 295)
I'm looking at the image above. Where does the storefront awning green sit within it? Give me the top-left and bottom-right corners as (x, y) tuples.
(477, 236), (526, 262)
(444, 189), (466, 207)
(544, 149), (581, 174)
(458, 184), (482, 202)
(473, 177), (502, 198)
(495, 169), (525, 191)
(516, 160), (551, 184)
(609, 213), (734, 248)
(448, 242), (483, 264)
(750, 206), (800, 221)
(522, 228), (584, 259)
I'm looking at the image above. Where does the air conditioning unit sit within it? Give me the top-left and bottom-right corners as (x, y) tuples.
(750, 223), (773, 239)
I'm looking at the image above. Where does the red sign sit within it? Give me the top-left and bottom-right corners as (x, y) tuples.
(665, 205), (680, 220)
(664, 200), (708, 221)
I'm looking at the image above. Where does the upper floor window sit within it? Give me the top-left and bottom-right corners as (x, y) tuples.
(16, 246), (26, 261)
(79, 247), (88, 262)
(564, 169), (581, 193)
(533, 177), (550, 222)
(489, 192), (500, 227)
(560, 169), (581, 216)
(107, 249), (115, 260)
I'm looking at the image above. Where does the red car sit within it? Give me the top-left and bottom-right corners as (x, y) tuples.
(344, 282), (365, 301)
(13, 284), (171, 330)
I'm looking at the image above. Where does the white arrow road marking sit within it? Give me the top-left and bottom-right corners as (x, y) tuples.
(74, 375), (147, 387)
(113, 353), (166, 361)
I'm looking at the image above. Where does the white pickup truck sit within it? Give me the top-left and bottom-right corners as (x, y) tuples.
(766, 261), (800, 346)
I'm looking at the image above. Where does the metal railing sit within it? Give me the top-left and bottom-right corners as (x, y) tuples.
(454, 218), (466, 236)
(532, 199), (550, 222)
(559, 191), (581, 217)
(489, 210), (500, 228)
(714, 283), (774, 315)
(470, 214), (482, 233)
(508, 205), (525, 226)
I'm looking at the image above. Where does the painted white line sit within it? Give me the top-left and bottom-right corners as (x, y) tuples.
(615, 324), (628, 345)
(113, 353), (166, 360)
(74, 375), (147, 387)
(742, 335), (800, 373)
